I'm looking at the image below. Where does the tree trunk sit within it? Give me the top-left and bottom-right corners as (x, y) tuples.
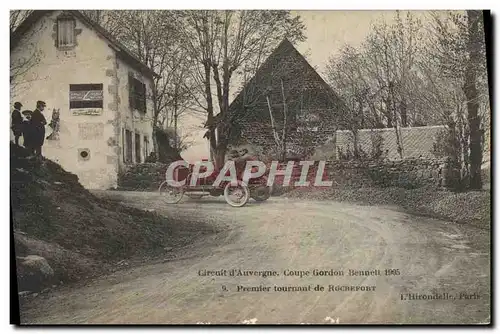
(352, 129), (359, 158)
(384, 99), (393, 128)
(152, 131), (159, 161)
(400, 99), (408, 127)
(388, 83), (404, 159)
(445, 120), (462, 190)
(280, 79), (287, 162)
(173, 91), (178, 150)
(203, 62), (217, 159)
(214, 145), (227, 170)
(353, 100), (363, 158)
(212, 56), (233, 168)
(464, 10), (483, 190)
(173, 114), (178, 150)
(394, 122), (404, 159)
(266, 95), (283, 157)
(151, 89), (160, 160)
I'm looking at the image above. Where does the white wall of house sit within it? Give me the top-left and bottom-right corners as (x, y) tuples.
(10, 11), (154, 189)
(116, 58), (154, 169)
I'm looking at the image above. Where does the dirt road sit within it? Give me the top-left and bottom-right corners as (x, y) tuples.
(19, 191), (490, 324)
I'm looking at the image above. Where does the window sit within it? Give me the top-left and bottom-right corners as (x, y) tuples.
(125, 130), (133, 163)
(70, 84), (103, 109)
(57, 18), (76, 48)
(122, 129), (126, 163)
(128, 75), (147, 113)
(144, 136), (149, 158)
(135, 133), (142, 163)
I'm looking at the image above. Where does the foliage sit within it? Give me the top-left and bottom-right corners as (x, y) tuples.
(10, 10), (44, 97)
(10, 10), (31, 33)
(421, 10), (487, 189)
(82, 10), (196, 157)
(174, 10), (306, 166)
(152, 125), (193, 162)
(336, 131), (385, 161)
(326, 10), (488, 189)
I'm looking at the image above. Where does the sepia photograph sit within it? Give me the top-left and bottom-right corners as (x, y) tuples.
(9, 8), (492, 325)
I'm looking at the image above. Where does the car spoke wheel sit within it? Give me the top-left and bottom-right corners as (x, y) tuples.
(224, 182), (250, 207)
(158, 181), (184, 204)
(252, 185), (272, 201)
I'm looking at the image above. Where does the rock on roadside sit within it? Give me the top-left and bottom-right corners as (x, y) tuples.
(16, 255), (55, 292)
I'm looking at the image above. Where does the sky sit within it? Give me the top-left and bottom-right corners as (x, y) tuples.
(179, 10), (430, 162)
(294, 10), (397, 73)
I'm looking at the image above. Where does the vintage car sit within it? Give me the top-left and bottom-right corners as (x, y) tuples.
(158, 150), (272, 207)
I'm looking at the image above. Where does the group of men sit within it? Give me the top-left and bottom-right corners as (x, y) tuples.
(11, 100), (47, 157)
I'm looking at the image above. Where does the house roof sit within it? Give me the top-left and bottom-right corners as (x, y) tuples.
(10, 10), (159, 79)
(206, 38), (346, 129)
(228, 38), (344, 116)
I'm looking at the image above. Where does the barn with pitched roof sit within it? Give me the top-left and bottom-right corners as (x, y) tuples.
(225, 38), (346, 159)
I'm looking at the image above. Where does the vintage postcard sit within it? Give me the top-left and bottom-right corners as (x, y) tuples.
(10, 9), (491, 325)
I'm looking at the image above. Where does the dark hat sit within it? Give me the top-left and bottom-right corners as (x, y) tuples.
(36, 100), (46, 108)
(21, 109), (33, 116)
(14, 102), (22, 109)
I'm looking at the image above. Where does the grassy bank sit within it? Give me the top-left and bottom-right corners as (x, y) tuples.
(10, 144), (216, 292)
(285, 186), (490, 229)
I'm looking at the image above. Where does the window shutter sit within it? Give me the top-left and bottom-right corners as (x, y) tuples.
(136, 79), (142, 112)
(141, 82), (147, 112)
(57, 18), (75, 47)
(128, 75), (147, 113)
(128, 74), (135, 110)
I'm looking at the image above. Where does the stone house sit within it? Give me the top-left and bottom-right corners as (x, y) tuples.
(10, 10), (157, 189)
(225, 38), (346, 159)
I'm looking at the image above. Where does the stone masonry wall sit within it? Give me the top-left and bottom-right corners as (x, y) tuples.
(117, 163), (170, 191)
(323, 158), (448, 190)
(117, 158), (449, 192)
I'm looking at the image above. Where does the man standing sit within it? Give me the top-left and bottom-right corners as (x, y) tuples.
(21, 110), (34, 155)
(11, 102), (23, 146)
(31, 101), (47, 157)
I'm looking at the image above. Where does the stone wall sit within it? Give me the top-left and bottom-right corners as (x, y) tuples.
(237, 123), (337, 159)
(323, 158), (448, 190)
(117, 158), (449, 192)
(117, 163), (170, 191)
(274, 158), (448, 192)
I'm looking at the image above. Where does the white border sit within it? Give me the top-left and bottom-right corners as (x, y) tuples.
(2, 1), (498, 333)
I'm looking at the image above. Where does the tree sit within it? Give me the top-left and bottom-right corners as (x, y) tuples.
(10, 10), (45, 98)
(464, 10), (484, 189)
(84, 11), (194, 158)
(162, 49), (195, 151)
(176, 10), (306, 167)
(156, 126), (192, 153)
(361, 11), (424, 158)
(10, 10), (31, 33)
(152, 126), (183, 163)
(326, 12), (427, 159)
(420, 10), (488, 189)
(326, 46), (370, 158)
